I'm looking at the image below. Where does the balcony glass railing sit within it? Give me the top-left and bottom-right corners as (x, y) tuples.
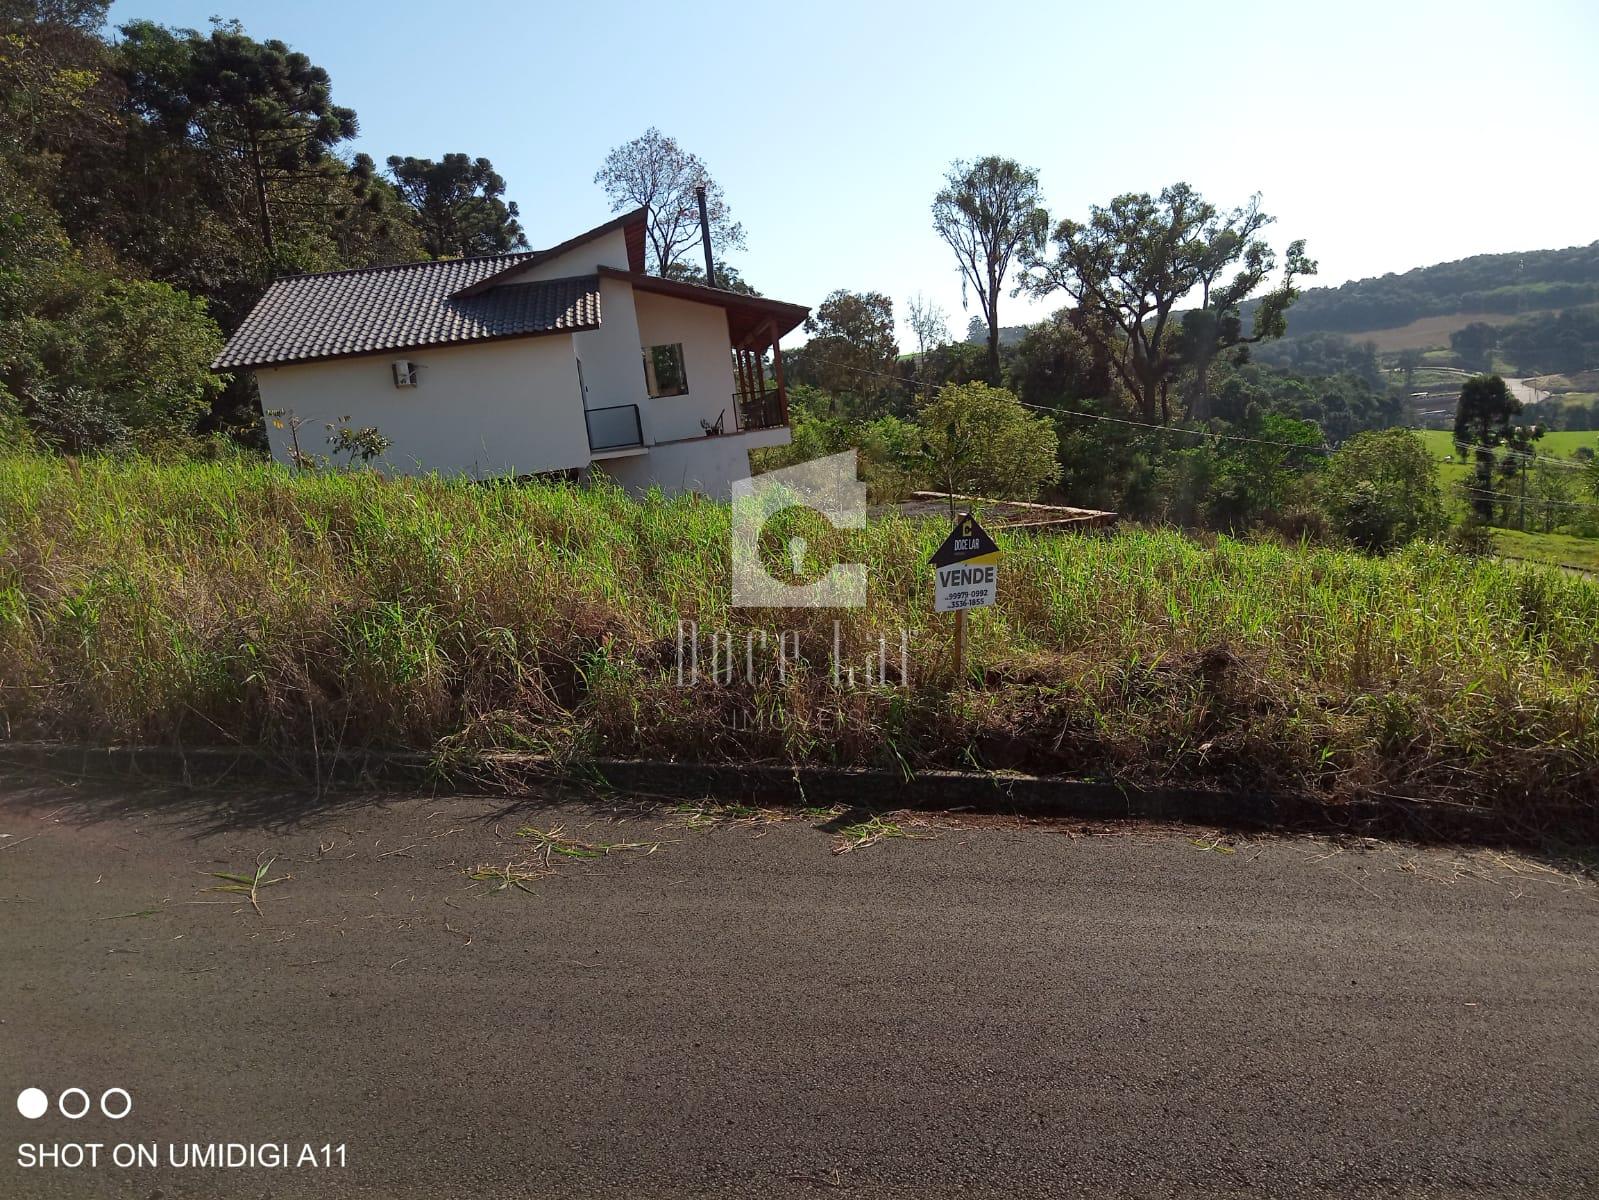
(586, 403), (644, 452)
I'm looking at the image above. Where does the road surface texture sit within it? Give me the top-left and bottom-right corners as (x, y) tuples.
(2, 774), (1596, 1198)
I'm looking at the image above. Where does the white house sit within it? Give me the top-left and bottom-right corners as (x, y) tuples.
(213, 209), (809, 498)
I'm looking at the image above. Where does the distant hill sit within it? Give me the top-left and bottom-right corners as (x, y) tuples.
(1256, 241), (1599, 337)
(964, 316), (1030, 348)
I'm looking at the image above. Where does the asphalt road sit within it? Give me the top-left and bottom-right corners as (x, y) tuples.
(1, 775), (1596, 1198)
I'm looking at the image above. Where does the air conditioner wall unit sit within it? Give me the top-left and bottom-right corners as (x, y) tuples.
(392, 360), (418, 388)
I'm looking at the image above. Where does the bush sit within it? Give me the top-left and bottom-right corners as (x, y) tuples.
(1321, 428), (1445, 551)
(1447, 522), (1496, 559)
(1, 170), (225, 454)
(26, 384), (131, 454)
(917, 381), (1061, 500)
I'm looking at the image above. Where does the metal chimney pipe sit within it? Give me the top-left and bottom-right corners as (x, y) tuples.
(695, 184), (716, 286)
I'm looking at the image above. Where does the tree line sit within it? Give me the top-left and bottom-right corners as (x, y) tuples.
(1450, 309), (1599, 378)
(1248, 241), (1599, 336)
(0, 2), (544, 449)
(764, 158), (1412, 538)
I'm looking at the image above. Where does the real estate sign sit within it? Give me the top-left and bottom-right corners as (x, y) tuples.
(930, 512), (1000, 613)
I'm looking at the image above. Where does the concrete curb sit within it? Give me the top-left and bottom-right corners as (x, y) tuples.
(0, 740), (1566, 847)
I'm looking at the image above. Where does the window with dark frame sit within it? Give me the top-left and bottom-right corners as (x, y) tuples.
(643, 343), (689, 398)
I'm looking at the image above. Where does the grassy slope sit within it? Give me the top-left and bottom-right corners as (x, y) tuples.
(1493, 530), (1599, 572)
(1341, 311), (1554, 355)
(1415, 429), (1599, 569)
(1417, 428), (1599, 481)
(2, 455), (1598, 822)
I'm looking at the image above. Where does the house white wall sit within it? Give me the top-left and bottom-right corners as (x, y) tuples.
(595, 424), (792, 499)
(256, 335), (589, 479)
(597, 436), (755, 500)
(571, 275), (649, 434)
(248, 223), (795, 497)
(497, 228), (633, 283)
(632, 290), (740, 443)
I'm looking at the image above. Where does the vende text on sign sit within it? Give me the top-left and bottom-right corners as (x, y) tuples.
(934, 561), (997, 611)
(929, 512), (1000, 613)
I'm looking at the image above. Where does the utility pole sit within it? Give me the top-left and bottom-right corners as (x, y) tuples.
(1520, 455), (1528, 531)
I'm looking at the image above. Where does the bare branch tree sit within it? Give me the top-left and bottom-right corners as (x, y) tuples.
(906, 293), (949, 401)
(594, 127), (745, 276)
(932, 157), (1048, 384)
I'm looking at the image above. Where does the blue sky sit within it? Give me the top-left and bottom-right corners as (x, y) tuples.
(106, 0), (1599, 345)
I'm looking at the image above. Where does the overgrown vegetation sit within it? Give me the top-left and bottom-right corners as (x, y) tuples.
(3, 455), (1597, 830)
(0, 3), (535, 448)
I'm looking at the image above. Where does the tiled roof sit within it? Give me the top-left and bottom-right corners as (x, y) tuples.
(213, 255), (602, 369)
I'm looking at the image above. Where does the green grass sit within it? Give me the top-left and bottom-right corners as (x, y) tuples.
(1418, 428), (1599, 510)
(1414, 430), (1599, 570)
(3, 454), (1599, 826)
(1492, 529), (1599, 572)
(1418, 429), (1599, 463)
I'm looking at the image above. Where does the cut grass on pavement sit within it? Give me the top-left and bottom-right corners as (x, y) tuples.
(833, 816), (922, 854)
(205, 857), (289, 916)
(515, 825), (660, 864)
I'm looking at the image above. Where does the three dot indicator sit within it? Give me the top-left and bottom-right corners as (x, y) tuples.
(15, 1087), (131, 1119)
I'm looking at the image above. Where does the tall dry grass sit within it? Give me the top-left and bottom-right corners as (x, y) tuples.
(2, 454), (1597, 820)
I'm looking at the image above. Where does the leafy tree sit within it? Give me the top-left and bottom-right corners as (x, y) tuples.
(1453, 374), (1527, 524)
(661, 259), (757, 295)
(1025, 183), (1310, 425)
(1530, 460), (1575, 534)
(1009, 311), (1114, 411)
(1498, 308), (1599, 375)
(855, 413), (926, 501)
(386, 152), (526, 259)
(1, 1), (118, 171)
(1175, 199), (1314, 419)
(918, 339), (991, 393)
(1052, 400), (1161, 516)
(917, 382), (1061, 500)
(932, 156), (1048, 384)
(1253, 332), (1383, 389)
(1396, 348), (1423, 389)
(1450, 322), (1498, 373)
(788, 290), (902, 417)
(1321, 428), (1444, 550)
(2, 1), (109, 30)
(1195, 411), (1323, 529)
(1210, 359), (1397, 445)
(593, 127), (743, 275)
(117, 18), (358, 258)
(5, 266), (224, 451)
